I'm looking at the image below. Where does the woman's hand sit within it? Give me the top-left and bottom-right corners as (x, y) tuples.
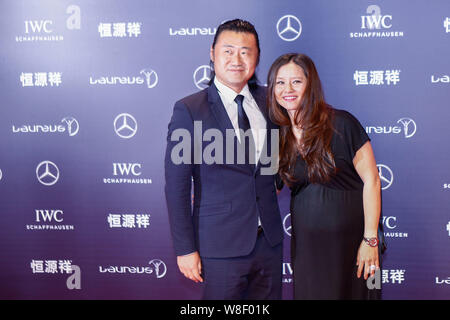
(356, 240), (379, 280)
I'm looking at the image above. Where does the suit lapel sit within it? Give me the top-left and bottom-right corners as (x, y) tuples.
(207, 83), (253, 174)
(207, 83), (234, 133)
(207, 83), (277, 175)
(251, 86), (268, 122)
(250, 86), (273, 174)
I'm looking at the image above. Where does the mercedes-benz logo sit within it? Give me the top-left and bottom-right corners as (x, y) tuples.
(148, 259), (167, 279)
(397, 118), (416, 139)
(61, 117), (79, 136)
(283, 213), (292, 237)
(377, 164), (393, 190)
(276, 15), (302, 42)
(36, 160), (59, 186)
(114, 113), (137, 139)
(193, 65), (211, 90)
(140, 68), (158, 89)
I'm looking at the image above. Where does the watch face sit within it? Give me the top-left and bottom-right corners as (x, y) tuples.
(367, 238), (379, 247)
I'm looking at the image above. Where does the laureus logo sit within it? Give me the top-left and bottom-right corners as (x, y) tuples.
(90, 68), (158, 88)
(12, 117), (79, 136)
(148, 259), (167, 279)
(61, 117), (80, 136)
(98, 259), (167, 278)
(139, 68), (158, 88)
(366, 118), (416, 139)
(396, 118), (416, 138)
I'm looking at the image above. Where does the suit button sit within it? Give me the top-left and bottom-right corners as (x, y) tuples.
(256, 196), (260, 201)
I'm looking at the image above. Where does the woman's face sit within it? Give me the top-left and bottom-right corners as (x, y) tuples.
(274, 62), (307, 117)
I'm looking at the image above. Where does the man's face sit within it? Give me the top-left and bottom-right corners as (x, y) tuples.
(210, 30), (259, 93)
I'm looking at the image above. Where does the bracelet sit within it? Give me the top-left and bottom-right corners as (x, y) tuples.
(363, 237), (379, 247)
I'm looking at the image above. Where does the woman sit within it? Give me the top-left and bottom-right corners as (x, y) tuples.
(267, 53), (381, 299)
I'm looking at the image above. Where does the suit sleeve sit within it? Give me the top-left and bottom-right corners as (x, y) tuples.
(164, 101), (196, 256)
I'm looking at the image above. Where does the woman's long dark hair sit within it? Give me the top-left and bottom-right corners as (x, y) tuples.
(267, 53), (336, 185)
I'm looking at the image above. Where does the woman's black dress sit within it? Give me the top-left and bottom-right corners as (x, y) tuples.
(290, 109), (378, 300)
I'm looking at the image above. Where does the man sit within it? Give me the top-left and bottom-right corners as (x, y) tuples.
(165, 19), (283, 300)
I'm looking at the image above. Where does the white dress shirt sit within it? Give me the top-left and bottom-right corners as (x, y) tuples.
(214, 77), (267, 165)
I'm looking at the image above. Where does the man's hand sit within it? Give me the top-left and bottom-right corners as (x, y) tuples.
(177, 251), (203, 283)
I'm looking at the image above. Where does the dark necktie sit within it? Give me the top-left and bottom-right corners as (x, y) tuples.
(235, 94), (250, 132)
(234, 94), (255, 167)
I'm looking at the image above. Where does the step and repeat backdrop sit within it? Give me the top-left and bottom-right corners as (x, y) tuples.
(0, 0), (449, 299)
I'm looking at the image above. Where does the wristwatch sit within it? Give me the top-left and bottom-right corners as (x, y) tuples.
(363, 237), (379, 247)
